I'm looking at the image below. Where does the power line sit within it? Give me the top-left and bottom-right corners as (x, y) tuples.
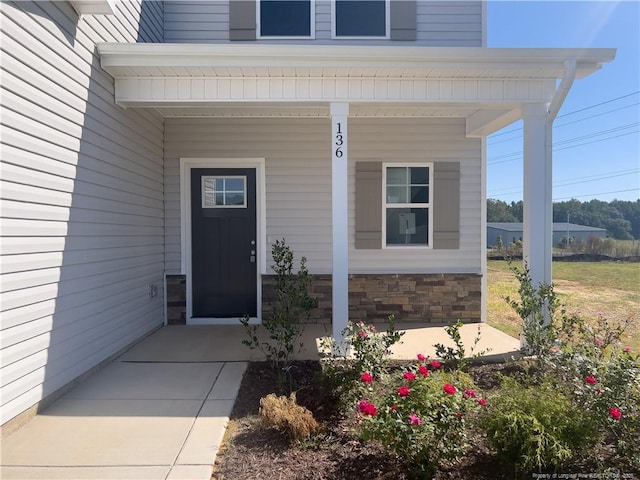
(556, 91), (640, 119)
(555, 169), (640, 188)
(487, 126), (640, 165)
(488, 169), (640, 197)
(554, 130), (639, 152)
(553, 188), (639, 201)
(553, 122), (640, 147)
(489, 188), (639, 201)
(487, 91), (640, 140)
(488, 102), (640, 146)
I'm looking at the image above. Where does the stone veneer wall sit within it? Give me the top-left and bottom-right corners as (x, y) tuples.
(166, 275), (186, 325)
(166, 273), (481, 325)
(262, 273), (482, 324)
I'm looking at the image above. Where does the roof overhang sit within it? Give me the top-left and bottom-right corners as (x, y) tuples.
(97, 44), (615, 135)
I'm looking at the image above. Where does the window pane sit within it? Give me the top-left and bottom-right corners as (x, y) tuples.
(387, 186), (407, 204)
(410, 167), (429, 185)
(386, 167), (407, 185)
(225, 178), (244, 192)
(386, 208), (429, 246)
(214, 178), (224, 191)
(261, 0), (311, 36)
(336, 0), (386, 37)
(215, 192), (225, 206)
(225, 193), (244, 206)
(410, 186), (428, 203)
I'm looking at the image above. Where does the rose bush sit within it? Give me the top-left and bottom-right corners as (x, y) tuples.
(355, 355), (484, 477)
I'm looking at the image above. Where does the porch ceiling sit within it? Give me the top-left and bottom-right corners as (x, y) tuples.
(97, 44), (615, 134)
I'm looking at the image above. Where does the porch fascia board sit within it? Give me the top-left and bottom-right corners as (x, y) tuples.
(98, 44), (614, 78)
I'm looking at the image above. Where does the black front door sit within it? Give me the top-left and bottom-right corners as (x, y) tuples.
(191, 168), (257, 318)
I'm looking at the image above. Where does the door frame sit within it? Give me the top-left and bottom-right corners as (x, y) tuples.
(180, 158), (266, 325)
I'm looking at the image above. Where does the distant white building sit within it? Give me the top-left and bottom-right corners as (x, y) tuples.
(487, 222), (607, 247)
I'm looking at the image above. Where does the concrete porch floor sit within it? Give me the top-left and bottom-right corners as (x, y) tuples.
(1, 323), (519, 480)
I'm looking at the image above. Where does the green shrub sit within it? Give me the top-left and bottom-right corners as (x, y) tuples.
(241, 239), (318, 388)
(433, 320), (489, 372)
(479, 377), (600, 472)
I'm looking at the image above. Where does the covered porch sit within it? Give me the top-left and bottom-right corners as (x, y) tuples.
(98, 44), (615, 341)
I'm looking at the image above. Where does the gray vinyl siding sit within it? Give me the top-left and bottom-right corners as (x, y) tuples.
(164, 117), (481, 276)
(349, 118), (481, 273)
(165, 0), (483, 46)
(0, 1), (164, 425)
(164, 118), (332, 274)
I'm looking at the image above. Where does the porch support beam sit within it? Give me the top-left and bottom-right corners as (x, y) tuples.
(522, 103), (552, 289)
(330, 102), (349, 351)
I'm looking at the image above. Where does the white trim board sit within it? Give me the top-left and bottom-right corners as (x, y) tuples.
(180, 158), (267, 325)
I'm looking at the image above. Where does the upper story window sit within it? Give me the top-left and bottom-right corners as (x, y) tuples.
(258, 0), (314, 38)
(333, 0), (390, 38)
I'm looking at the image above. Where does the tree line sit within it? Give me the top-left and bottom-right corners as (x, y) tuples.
(487, 198), (640, 240)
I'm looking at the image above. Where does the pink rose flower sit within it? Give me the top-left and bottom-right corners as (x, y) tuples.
(595, 388), (602, 394)
(358, 330), (367, 338)
(391, 405), (397, 411)
(398, 385), (410, 397)
(478, 398), (487, 406)
(443, 383), (456, 395)
(403, 371), (416, 382)
(463, 388), (477, 399)
(408, 413), (421, 426)
(417, 353), (426, 362)
(584, 376), (598, 385)
(595, 338), (604, 346)
(609, 407), (622, 420)
(418, 365), (429, 377)
(624, 346), (631, 353)
(430, 360), (442, 369)
(361, 372), (374, 383)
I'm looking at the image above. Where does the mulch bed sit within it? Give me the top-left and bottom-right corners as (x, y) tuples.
(212, 361), (636, 480)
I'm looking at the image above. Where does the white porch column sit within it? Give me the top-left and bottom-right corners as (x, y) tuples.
(330, 103), (349, 349)
(522, 103), (553, 288)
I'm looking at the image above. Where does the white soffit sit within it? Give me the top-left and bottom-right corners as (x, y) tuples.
(97, 44), (615, 129)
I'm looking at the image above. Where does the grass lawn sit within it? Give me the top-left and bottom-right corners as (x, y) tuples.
(487, 260), (640, 352)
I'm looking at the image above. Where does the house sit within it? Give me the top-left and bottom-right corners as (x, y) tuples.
(487, 222), (608, 247)
(0, 0), (614, 430)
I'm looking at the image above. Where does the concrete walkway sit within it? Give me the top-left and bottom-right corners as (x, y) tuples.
(1, 323), (520, 480)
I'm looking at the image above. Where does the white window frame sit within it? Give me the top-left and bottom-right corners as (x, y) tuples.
(201, 175), (247, 209)
(257, 0), (316, 40)
(382, 162), (433, 249)
(331, 0), (390, 40)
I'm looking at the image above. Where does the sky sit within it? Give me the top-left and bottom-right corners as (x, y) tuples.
(486, 0), (640, 203)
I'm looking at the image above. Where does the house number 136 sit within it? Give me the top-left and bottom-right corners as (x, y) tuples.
(335, 122), (344, 158)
